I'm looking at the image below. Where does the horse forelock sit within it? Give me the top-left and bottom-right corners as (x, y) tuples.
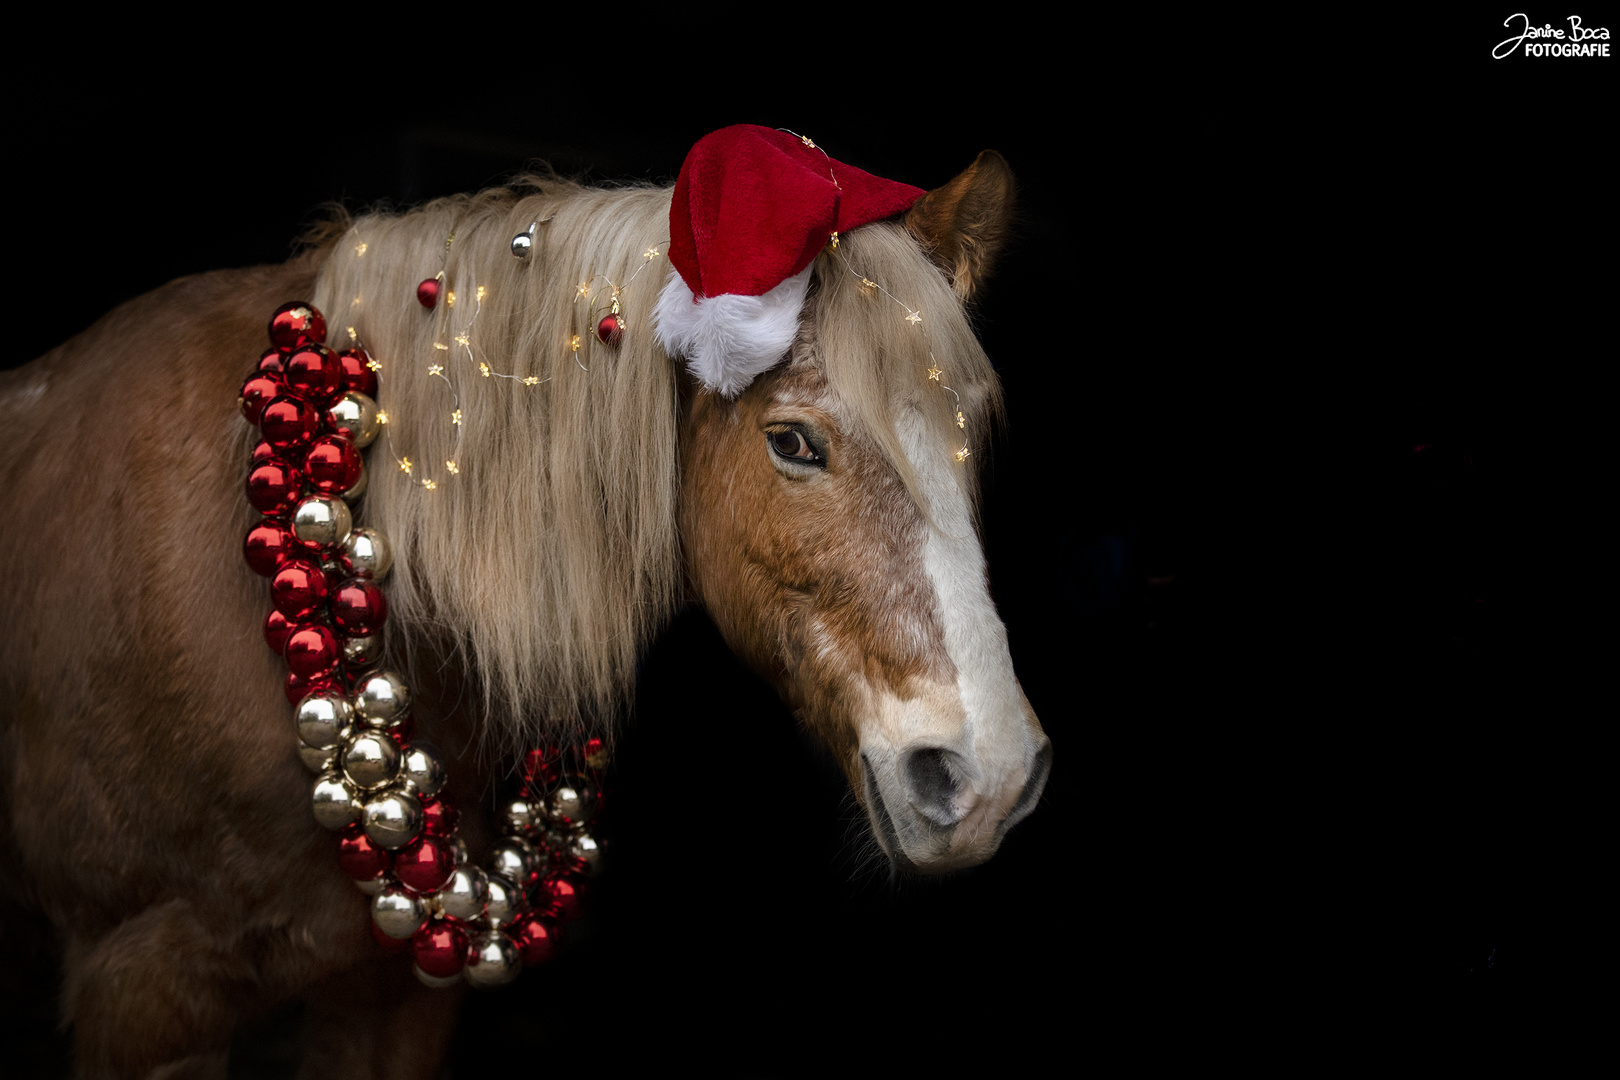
(311, 179), (683, 757)
(809, 222), (1004, 525)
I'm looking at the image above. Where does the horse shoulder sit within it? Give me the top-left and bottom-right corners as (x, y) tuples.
(0, 254), (412, 1067)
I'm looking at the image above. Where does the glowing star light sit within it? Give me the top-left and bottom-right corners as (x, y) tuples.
(427, 364), (444, 377)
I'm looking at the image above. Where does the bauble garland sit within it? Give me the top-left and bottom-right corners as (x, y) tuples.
(240, 300), (603, 990)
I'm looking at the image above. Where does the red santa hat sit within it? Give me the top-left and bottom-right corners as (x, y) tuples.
(653, 125), (926, 397)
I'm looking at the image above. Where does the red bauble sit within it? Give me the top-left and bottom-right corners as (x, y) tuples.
(270, 558), (330, 619)
(268, 302), (326, 351)
(249, 440), (278, 467)
(304, 435), (362, 495)
(245, 458), (306, 518)
(411, 922), (468, 978)
(395, 834), (455, 894)
(596, 312), (623, 346)
(419, 795), (458, 837)
(257, 347), (285, 374)
(258, 395), (322, 453)
(284, 623), (340, 678)
(521, 746), (562, 796)
(337, 823), (392, 882)
(416, 278), (441, 309)
(244, 519), (298, 576)
(282, 344), (345, 404)
(338, 348), (379, 398)
(240, 371), (285, 425)
(331, 577), (387, 636)
(509, 912), (561, 967)
(537, 872), (588, 923)
(263, 609), (293, 655)
(285, 671), (344, 706)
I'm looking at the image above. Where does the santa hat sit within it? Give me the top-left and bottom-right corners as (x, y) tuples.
(653, 125), (926, 397)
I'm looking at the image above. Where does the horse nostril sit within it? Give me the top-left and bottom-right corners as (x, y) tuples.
(903, 747), (966, 827)
(1001, 739), (1052, 834)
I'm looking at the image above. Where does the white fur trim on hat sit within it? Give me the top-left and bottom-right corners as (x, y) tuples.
(652, 267), (812, 398)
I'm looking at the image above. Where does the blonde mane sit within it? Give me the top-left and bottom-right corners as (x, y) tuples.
(311, 179), (1001, 754)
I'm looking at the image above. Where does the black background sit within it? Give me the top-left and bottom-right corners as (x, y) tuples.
(7, 11), (1610, 1072)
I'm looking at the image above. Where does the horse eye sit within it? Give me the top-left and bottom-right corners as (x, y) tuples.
(769, 429), (820, 464)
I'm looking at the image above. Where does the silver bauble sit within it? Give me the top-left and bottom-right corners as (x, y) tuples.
(489, 836), (539, 887)
(362, 788), (422, 850)
(463, 931), (520, 989)
(341, 527), (393, 581)
(399, 743), (447, 800)
(311, 774), (361, 830)
(371, 884), (428, 940)
(498, 798), (536, 835)
(451, 836), (471, 866)
(353, 875), (389, 897)
(436, 865), (490, 922)
(291, 495), (352, 550)
(341, 632), (384, 669)
(510, 220), (540, 259)
(328, 391), (380, 448)
(298, 741), (339, 775)
(342, 731), (400, 791)
(483, 873), (525, 928)
(569, 831), (604, 876)
(354, 670), (410, 728)
(543, 777), (597, 828)
(294, 691), (354, 749)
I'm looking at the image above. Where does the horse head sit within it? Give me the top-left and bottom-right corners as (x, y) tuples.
(678, 152), (1051, 872)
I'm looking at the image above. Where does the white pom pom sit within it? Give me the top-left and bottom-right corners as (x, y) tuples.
(652, 267), (812, 398)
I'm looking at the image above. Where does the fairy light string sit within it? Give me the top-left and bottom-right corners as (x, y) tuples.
(834, 250), (973, 463)
(787, 127), (973, 464)
(339, 222), (670, 493)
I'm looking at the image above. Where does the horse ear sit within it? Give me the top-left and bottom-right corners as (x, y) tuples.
(904, 150), (1016, 302)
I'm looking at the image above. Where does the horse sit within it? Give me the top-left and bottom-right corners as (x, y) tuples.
(0, 140), (1049, 1075)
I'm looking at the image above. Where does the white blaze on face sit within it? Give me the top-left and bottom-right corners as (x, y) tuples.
(859, 408), (1047, 869)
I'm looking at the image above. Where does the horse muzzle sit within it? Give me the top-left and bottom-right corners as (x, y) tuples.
(859, 722), (1052, 874)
